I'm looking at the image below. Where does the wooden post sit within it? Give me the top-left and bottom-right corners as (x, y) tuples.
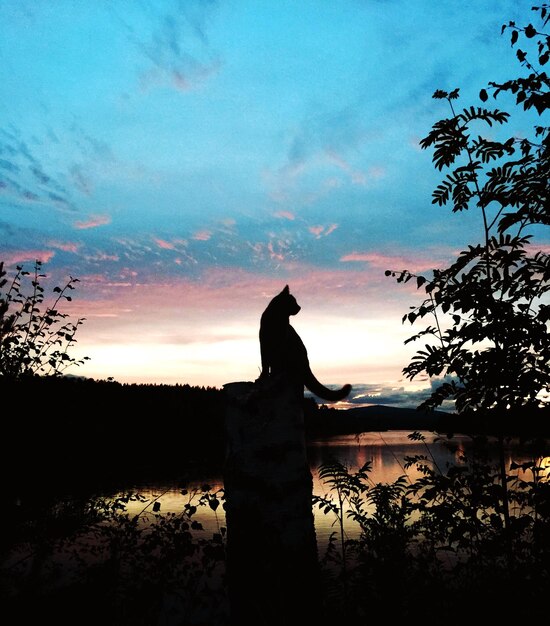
(223, 378), (320, 626)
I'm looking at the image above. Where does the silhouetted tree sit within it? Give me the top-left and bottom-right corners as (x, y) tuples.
(0, 260), (89, 378)
(388, 5), (549, 419)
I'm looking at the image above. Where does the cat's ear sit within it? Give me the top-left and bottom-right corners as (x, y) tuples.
(282, 285), (289, 294)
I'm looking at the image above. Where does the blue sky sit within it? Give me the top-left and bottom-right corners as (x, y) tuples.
(1, 0), (546, 407)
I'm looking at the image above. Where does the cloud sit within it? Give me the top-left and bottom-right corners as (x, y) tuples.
(0, 174), (41, 205)
(69, 164), (93, 195)
(267, 240), (285, 262)
(326, 151), (372, 186)
(73, 214), (111, 230)
(333, 382), (438, 410)
(268, 103), (374, 201)
(48, 240), (80, 253)
(30, 165), (51, 185)
(308, 226), (324, 238)
(0, 123), (113, 213)
(340, 250), (447, 273)
(0, 158), (19, 174)
(274, 211), (295, 221)
(1, 249), (55, 267)
(72, 265), (371, 319)
(83, 252), (120, 263)
(0, 130), (77, 211)
(111, 0), (221, 94)
(174, 254), (198, 266)
(58, 263), (423, 387)
(309, 223), (338, 239)
(168, 61), (221, 92)
(154, 237), (176, 250)
(153, 236), (188, 250)
(192, 230), (212, 241)
(367, 165), (386, 181)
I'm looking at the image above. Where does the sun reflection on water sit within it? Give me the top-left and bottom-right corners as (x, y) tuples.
(113, 431), (549, 552)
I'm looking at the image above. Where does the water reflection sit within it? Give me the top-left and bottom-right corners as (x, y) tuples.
(307, 432), (483, 485)
(122, 431), (548, 551)
(310, 431), (471, 546)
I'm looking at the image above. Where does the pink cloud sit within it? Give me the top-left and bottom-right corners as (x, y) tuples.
(309, 226), (324, 237)
(340, 251), (442, 273)
(193, 230), (212, 241)
(309, 223), (338, 239)
(48, 240), (80, 253)
(73, 214), (111, 230)
(1, 249), (55, 266)
(154, 238), (176, 250)
(63, 263), (422, 388)
(70, 264), (411, 332)
(274, 211), (295, 220)
(79, 273), (108, 284)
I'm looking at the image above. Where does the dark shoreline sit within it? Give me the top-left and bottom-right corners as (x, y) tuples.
(4, 376), (549, 498)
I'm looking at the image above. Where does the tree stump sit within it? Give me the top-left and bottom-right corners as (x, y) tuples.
(223, 378), (320, 626)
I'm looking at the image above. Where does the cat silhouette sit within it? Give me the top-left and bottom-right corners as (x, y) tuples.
(257, 285), (351, 402)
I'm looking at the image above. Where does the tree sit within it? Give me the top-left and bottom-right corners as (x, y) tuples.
(387, 5), (550, 417)
(0, 259), (89, 378)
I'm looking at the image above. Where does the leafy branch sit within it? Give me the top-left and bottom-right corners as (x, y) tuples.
(387, 5), (550, 414)
(0, 260), (90, 378)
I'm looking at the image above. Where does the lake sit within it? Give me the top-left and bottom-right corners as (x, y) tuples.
(120, 430), (550, 549)
(6, 428), (549, 626)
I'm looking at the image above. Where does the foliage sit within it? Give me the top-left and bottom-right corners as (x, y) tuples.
(3, 427), (550, 624)
(386, 5), (550, 414)
(313, 433), (550, 623)
(0, 260), (89, 378)
(1, 486), (228, 626)
(312, 458), (371, 606)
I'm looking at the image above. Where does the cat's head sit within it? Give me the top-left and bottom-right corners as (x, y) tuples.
(272, 285), (301, 316)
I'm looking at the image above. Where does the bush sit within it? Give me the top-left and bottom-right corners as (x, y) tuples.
(0, 260), (89, 378)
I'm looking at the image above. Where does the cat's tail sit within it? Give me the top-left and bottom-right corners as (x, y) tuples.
(304, 371), (352, 402)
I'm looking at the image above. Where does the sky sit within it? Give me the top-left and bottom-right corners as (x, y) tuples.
(1, 0), (547, 408)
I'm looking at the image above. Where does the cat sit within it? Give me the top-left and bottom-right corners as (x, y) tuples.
(257, 285), (352, 402)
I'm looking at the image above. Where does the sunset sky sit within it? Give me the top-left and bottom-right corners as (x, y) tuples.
(1, 0), (547, 408)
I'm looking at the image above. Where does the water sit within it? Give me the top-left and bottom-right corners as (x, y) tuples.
(7, 430), (549, 626)
(121, 431), (550, 548)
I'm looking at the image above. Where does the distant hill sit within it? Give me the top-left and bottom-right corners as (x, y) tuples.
(305, 403), (550, 437)
(305, 403), (453, 436)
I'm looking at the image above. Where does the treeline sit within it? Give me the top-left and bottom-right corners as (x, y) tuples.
(6, 375), (548, 500)
(3, 376), (228, 496)
(4, 376), (336, 496)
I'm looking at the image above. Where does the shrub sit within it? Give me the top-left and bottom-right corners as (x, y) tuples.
(0, 260), (89, 378)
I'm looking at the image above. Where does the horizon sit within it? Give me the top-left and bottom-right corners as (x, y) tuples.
(1, 0), (547, 410)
